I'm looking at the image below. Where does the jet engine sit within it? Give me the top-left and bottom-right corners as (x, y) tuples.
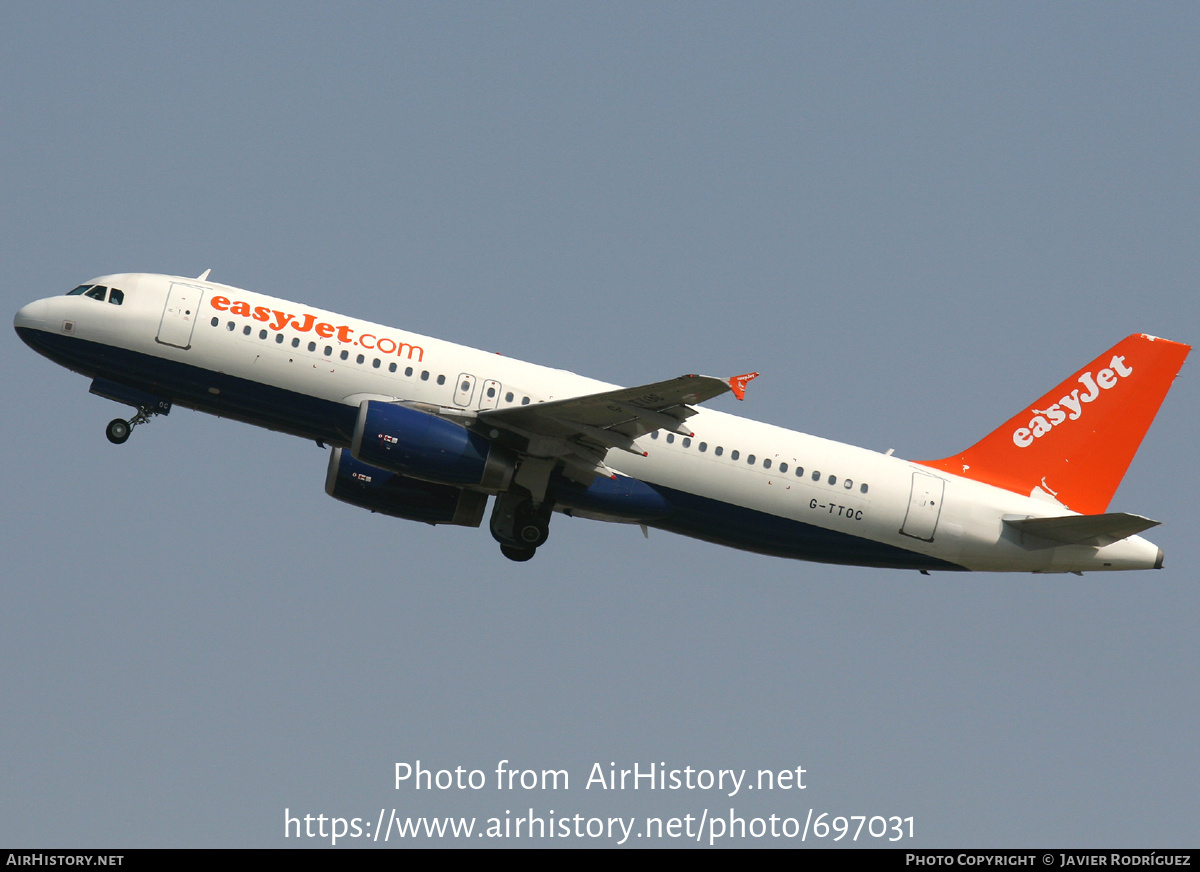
(351, 400), (515, 490)
(325, 447), (488, 527)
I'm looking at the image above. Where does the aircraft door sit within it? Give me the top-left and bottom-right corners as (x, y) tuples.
(900, 471), (944, 541)
(478, 379), (502, 410)
(453, 373), (477, 407)
(157, 282), (205, 349)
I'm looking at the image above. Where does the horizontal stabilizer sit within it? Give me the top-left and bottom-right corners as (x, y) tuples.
(1003, 512), (1160, 546)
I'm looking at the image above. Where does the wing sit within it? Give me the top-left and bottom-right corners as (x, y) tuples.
(478, 372), (758, 483)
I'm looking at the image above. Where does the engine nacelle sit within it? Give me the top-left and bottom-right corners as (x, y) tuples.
(352, 400), (515, 490)
(325, 448), (488, 526)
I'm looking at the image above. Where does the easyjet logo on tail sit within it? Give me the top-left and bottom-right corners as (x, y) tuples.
(1012, 354), (1132, 447)
(917, 334), (1189, 515)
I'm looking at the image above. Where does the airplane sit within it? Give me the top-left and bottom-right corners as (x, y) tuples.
(13, 271), (1191, 571)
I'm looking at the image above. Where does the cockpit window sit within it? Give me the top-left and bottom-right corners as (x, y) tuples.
(67, 284), (125, 304)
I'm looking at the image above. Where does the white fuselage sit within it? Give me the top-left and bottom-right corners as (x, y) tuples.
(14, 273), (1164, 572)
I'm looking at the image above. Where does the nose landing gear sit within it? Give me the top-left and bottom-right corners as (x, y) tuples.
(90, 380), (172, 446)
(105, 403), (164, 445)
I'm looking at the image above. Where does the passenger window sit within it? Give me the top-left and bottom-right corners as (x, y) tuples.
(292, 337), (301, 348)
(860, 483), (869, 494)
(227, 322), (235, 331)
(521, 397), (530, 405)
(748, 455), (756, 465)
(715, 446), (723, 456)
(108, 289), (124, 306)
(779, 462), (788, 473)
(211, 317), (219, 327)
(828, 475), (836, 486)
(308, 341), (316, 352)
(505, 391), (514, 402)
(731, 450), (740, 461)
(682, 437), (691, 448)
(844, 479), (853, 489)
(699, 442), (707, 452)
(356, 353), (364, 364)
(420, 371), (429, 381)
(405, 367), (414, 377)
(486, 386), (496, 398)
(763, 458), (771, 469)
(651, 432), (659, 440)
(436, 374), (446, 385)
(666, 434), (675, 444)
(812, 471), (821, 481)
(276, 334), (284, 343)
(324, 346), (332, 356)
(373, 358), (381, 368)
(389, 362), (397, 373)
(260, 329), (268, 339)
(243, 325), (251, 335)
(795, 467), (804, 477)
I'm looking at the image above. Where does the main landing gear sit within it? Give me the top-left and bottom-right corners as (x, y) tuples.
(500, 543), (537, 562)
(105, 404), (163, 445)
(490, 489), (554, 562)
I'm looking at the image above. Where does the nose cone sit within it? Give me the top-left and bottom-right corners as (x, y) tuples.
(15, 298), (50, 330)
(14, 298), (57, 357)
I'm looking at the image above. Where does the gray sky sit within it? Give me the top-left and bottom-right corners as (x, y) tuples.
(2, 2), (1197, 847)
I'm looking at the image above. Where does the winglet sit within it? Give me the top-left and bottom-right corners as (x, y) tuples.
(727, 372), (760, 401)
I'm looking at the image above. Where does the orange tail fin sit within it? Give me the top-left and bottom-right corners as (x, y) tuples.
(916, 334), (1190, 513)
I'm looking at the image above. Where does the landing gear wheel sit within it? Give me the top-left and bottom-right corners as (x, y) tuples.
(491, 490), (554, 549)
(102, 400), (169, 445)
(105, 418), (131, 445)
(514, 504), (551, 547)
(516, 517), (549, 547)
(501, 544), (537, 562)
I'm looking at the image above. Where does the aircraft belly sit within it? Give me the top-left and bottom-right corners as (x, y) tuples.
(643, 482), (965, 570)
(19, 331), (356, 445)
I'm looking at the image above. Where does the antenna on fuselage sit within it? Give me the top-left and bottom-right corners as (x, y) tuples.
(196, 269), (211, 281)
